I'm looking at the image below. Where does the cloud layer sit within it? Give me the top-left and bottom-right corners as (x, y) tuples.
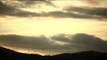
(64, 7), (107, 18)
(0, 33), (107, 55)
(0, 0), (55, 17)
(0, 0), (107, 20)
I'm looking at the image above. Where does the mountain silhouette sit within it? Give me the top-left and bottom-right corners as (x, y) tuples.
(0, 46), (107, 60)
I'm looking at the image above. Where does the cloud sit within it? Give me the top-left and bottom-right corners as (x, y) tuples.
(0, 1), (96, 18)
(0, 0), (107, 19)
(17, 0), (55, 6)
(44, 11), (97, 18)
(0, 35), (54, 49)
(0, 0), (106, 19)
(71, 34), (105, 45)
(51, 34), (70, 42)
(0, 34), (70, 49)
(0, 0), (94, 18)
(64, 7), (107, 19)
(84, 0), (101, 5)
(85, 0), (107, 6)
(0, 1), (16, 15)
(1, 0), (55, 8)
(51, 33), (105, 47)
(0, 33), (107, 54)
(53, 33), (107, 53)
(0, 0), (56, 17)
(0, 1), (42, 17)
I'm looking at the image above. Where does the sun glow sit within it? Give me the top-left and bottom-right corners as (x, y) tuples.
(0, 17), (107, 40)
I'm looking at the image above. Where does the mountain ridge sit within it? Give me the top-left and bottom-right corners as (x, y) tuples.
(0, 46), (107, 60)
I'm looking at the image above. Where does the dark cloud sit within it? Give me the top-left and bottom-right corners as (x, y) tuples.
(71, 34), (105, 46)
(0, 33), (107, 53)
(0, 35), (55, 49)
(0, 1), (41, 17)
(51, 33), (106, 45)
(84, 0), (101, 5)
(44, 11), (97, 18)
(51, 33), (105, 47)
(85, 0), (107, 6)
(64, 7), (107, 18)
(17, 0), (54, 6)
(0, 1), (16, 15)
(51, 34), (70, 42)
(0, 0), (56, 17)
(0, 1), (95, 18)
(0, 0), (96, 18)
(2, 0), (55, 8)
(0, 0), (107, 19)
(0, 0), (104, 19)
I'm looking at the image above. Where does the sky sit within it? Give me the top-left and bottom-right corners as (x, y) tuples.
(0, 0), (107, 56)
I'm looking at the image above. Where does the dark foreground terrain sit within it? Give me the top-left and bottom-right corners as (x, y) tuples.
(0, 47), (107, 60)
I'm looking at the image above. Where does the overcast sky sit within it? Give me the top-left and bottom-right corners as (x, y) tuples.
(0, 0), (107, 55)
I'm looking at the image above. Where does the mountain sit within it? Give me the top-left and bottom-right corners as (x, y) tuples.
(0, 46), (107, 60)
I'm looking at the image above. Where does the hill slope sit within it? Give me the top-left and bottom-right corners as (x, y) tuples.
(0, 47), (107, 60)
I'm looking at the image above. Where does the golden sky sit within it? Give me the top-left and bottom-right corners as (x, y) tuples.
(0, 0), (107, 55)
(0, 17), (107, 40)
(0, 0), (107, 40)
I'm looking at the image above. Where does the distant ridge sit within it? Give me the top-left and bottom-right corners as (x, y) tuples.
(0, 46), (107, 60)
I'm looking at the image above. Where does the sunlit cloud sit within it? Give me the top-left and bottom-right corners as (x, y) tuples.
(0, 33), (107, 55)
(0, 0), (107, 19)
